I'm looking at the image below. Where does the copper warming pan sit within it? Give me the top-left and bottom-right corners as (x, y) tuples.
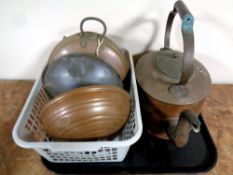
(48, 17), (129, 80)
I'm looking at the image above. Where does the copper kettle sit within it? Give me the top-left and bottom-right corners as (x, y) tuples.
(136, 0), (211, 147)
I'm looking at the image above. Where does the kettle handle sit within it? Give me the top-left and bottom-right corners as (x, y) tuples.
(80, 17), (107, 41)
(164, 0), (194, 85)
(167, 110), (201, 148)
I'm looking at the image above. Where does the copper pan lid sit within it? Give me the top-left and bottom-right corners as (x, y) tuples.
(48, 17), (129, 80)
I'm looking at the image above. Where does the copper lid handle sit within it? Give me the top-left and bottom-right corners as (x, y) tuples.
(164, 0), (194, 85)
(80, 17), (107, 41)
(79, 17), (107, 55)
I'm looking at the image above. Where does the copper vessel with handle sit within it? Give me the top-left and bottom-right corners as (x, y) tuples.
(136, 0), (211, 147)
(48, 17), (129, 81)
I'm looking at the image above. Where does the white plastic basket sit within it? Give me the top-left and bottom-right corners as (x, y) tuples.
(12, 51), (143, 163)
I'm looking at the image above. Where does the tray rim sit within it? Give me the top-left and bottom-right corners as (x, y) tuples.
(41, 114), (218, 174)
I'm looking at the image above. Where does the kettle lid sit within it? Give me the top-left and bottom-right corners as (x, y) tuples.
(136, 0), (211, 105)
(155, 49), (183, 80)
(135, 51), (211, 105)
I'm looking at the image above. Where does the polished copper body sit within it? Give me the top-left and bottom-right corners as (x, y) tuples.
(40, 85), (131, 140)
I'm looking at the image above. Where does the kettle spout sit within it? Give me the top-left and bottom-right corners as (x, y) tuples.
(166, 110), (201, 148)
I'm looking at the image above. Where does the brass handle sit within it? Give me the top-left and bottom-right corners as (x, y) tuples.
(164, 0), (194, 85)
(80, 17), (107, 41)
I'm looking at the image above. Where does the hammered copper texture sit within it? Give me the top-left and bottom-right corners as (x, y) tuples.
(0, 81), (233, 175)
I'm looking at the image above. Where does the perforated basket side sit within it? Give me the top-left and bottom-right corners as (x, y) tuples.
(18, 76), (136, 143)
(32, 83), (136, 162)
(119, 84), (136, 140)
(24, 87), (50, 141)
(35, 146), (130, 163)
(13, 51), (142, 163)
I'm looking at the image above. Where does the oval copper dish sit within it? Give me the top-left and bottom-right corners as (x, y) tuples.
(43, 54), (122, 97)
(40, 85), (131, 140)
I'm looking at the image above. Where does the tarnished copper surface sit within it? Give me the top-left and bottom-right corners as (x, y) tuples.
(135, 1), (211, 147)
(136, 50), (211, 147)
(48, 17), (129, 81)
(140, 89), (205, 140)
(136, 51), (211, 106)
(48, 32), (129, 81)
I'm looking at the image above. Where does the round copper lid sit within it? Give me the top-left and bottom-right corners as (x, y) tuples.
(135, 50), (211, 105)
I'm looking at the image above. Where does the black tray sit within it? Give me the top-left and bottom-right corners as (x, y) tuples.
(42, 115), (217, 174)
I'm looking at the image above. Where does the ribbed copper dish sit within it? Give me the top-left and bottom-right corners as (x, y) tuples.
(40, 85), (131, 140)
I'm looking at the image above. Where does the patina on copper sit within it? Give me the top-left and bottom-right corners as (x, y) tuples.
(136, 0), (211, 147)
(48, 17), (129, 81)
